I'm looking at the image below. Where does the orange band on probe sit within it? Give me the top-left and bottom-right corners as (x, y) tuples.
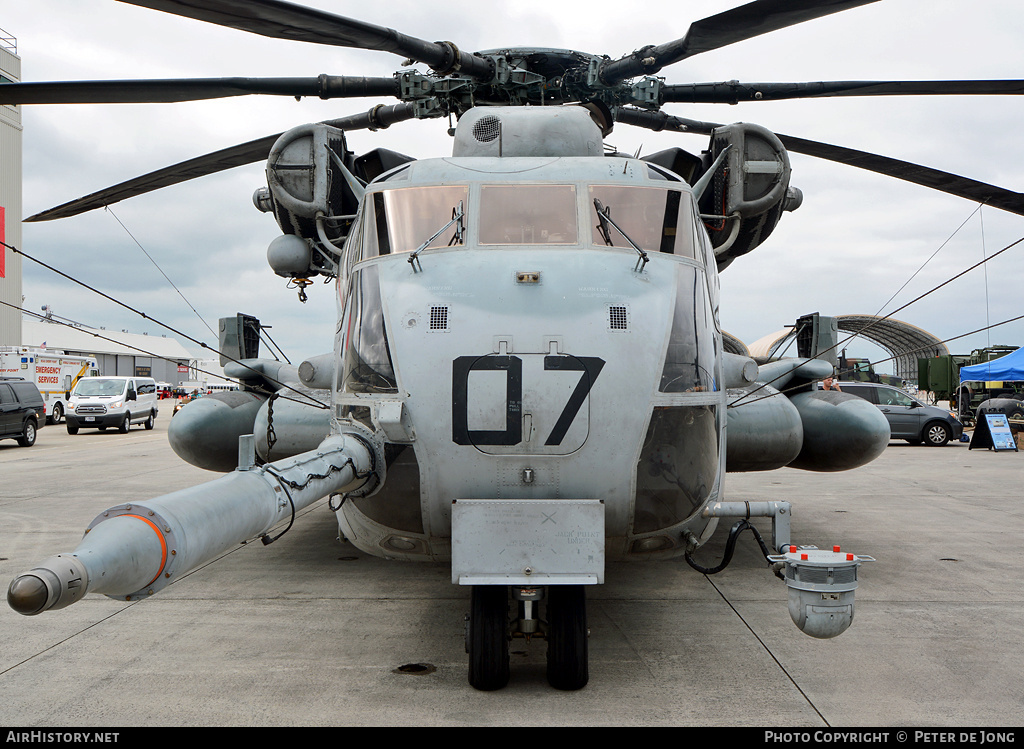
(124, 514), (168, 588)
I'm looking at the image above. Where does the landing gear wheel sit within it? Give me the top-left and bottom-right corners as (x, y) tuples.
(546, 584), (589, 690)
(119, 413), (130, 433)
(467, 585), (510, 691)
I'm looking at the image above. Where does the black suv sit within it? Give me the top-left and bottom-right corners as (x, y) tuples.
(0, 377), (46, 447)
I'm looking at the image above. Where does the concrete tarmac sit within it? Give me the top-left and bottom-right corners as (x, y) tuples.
(1, 415), (1022, 727)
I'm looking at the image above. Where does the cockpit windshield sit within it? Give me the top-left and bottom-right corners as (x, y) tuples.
(365, 186), (469, 257)
(478, 185), (578, 245)
(589, 186), (695, 259)
(359, 183), (699, 259)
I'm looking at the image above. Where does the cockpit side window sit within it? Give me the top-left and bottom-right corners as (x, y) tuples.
(690, 198), (710, 266)
(589, 186), (694, 258)
(337, 265), (398, 394)
(478, 185), (578, 245)
(660, 264), (717, 393)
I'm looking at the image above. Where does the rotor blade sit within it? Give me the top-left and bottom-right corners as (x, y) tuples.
(774, 134), (1024, 216)
(0, 76), (399, 105)
(663, 80), (1024, 104)
(615, 108), (1024, 216)
(25, 103), (417, 222)
(117, 0), (493, 79)
(600, 0), (880, 84)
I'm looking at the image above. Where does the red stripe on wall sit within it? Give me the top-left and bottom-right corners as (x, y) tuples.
(0, 206), (5, 277)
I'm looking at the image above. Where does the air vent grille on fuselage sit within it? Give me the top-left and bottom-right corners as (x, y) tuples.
(430, 306), (449, 330)
(609, 306), (628, 330)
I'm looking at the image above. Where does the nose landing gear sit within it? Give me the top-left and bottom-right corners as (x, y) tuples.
(465, 584), (590, 691)
(467, 585), (510, 691)
(545, 584), (589, 691)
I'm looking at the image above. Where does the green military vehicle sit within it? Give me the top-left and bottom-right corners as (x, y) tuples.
(918, 346), (1022, 425)
(837, 354), (902, 387)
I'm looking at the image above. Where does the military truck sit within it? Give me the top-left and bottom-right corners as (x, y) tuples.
(837, 353), (902, 387)
(917, 346), (1022, 425)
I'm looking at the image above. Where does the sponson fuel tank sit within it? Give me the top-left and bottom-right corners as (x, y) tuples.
(168, 356), (333, 472)
(724, 358), (889, 472)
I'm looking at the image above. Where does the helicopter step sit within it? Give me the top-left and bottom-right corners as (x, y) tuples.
(451, 499), (604, 585)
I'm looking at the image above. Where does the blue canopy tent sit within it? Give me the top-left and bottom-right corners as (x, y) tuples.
(959, 347), (1024, 383)
(961, 347), (1024, 451)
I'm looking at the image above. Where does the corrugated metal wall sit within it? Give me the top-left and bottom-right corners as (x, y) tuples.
(0, 42), (22, 347)
(92, 353), (182, 382)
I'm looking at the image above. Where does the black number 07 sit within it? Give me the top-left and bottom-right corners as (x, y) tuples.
(452, 355), (605, 446)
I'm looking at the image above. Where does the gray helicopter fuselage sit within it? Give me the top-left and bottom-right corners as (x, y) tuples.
(332, 154), (725, 564)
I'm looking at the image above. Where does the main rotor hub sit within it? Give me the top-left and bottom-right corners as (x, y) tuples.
(396, 47), (664, 115)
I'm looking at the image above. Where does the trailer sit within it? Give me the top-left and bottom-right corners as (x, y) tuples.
(0, 347), (99, 424)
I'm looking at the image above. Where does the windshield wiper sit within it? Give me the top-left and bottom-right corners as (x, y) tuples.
(408, 201), (465, 270)
(593, 198), (648, 271)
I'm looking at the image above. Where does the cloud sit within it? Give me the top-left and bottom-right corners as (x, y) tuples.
(3, 0), (1023, 369)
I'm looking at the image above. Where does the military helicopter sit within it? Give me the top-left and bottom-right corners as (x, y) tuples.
(5, 0), (1024, 692)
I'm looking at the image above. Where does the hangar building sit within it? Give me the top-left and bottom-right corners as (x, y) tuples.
(22, 318), (193, 383)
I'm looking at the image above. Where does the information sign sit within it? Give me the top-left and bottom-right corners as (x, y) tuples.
(985, 413), (1018, 451)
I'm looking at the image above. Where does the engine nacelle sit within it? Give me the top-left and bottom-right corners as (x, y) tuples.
(266, 124), (352, 238)
(698, 123), (803, 271)
(256, 125), (417, 283)
(254, 123), (354, 280)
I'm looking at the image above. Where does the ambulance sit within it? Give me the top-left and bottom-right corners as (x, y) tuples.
(0, 347), (99, 424)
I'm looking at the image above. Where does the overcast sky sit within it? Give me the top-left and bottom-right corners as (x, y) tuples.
(2, 0), (1023, 370)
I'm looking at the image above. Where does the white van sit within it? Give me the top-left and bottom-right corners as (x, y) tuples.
(65, 376), (159, 434)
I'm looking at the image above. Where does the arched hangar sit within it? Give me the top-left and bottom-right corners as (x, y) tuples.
(746, 314), (948, 383)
